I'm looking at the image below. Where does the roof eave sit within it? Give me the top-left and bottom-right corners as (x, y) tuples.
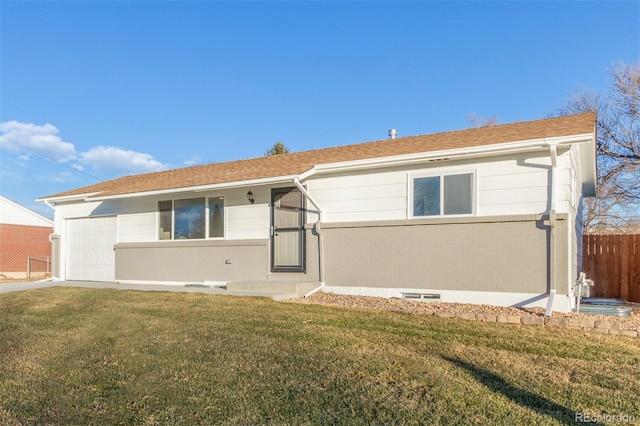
(85, 174), (302, 201)
(37, 192), (103, 204)
(37, 128), (597, 203)
(302, 133), (596, 178)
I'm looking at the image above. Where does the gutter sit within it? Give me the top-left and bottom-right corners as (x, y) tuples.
(307, 134), (594, 176)
(37, 192), (101, 204)
(41, 176), (300, 203)
(293, 176), (325, 297)
(545, 144), (558, 317)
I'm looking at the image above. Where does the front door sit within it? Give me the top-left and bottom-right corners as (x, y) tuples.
(271, 187), (305, 272)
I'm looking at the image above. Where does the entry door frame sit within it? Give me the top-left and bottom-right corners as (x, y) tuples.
(270, 187), (305, 273)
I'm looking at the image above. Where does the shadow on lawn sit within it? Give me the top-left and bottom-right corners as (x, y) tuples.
(441, 356), (602, 426)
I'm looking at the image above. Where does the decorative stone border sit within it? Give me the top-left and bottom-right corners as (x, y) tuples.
(436, 311), (639, 337)
(290, 292), (640, 338)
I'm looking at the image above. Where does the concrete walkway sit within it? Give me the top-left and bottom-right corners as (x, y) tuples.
(0, 280), (303, 300)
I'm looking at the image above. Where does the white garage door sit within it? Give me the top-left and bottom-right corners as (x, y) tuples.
(66, 217), (117, 281)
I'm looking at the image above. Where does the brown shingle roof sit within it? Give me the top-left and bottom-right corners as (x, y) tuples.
(43, 112), (596, 199)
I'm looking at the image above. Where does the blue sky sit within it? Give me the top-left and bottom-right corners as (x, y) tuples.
(1, 1), (639, 219)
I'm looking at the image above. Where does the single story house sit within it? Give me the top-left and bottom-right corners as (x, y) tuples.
(0, 195), (54, 278)
(39, 112), (597, 313)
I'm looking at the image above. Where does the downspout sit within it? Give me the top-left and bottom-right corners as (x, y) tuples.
(545, 145), (558, 317)
(293, 177), (325, 297)
(43, 200), (55, 212)
(43, 200), (60, 281)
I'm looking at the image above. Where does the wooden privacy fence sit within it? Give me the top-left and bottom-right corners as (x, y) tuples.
(582, 234), (640, 302)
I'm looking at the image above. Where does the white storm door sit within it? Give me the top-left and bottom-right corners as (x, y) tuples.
(66, 216), (117, 281)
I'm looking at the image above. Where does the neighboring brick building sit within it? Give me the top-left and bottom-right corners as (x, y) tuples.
(0, 196), (53, 278)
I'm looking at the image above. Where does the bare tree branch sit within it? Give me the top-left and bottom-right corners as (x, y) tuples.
(467, 113), (499, 128)
(555, 60), (640, 232)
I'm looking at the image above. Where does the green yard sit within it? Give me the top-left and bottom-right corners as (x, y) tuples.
(1, 287), (639, 425)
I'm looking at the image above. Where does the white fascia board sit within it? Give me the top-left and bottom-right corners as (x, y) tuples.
(36, 192), (102, 204)
(86, 175), (300, 201)
(302, 133), (595, 178)
(297, 168), (317, 181)
(578, 131), (597, 197)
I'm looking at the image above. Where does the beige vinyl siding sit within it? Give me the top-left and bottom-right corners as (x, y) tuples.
(307, 171), (407, 223)
(118, 212), (156, 242)
(305, 150), (577, 224)
(224, 187), (270, 240)
(226, 204), (269, 240)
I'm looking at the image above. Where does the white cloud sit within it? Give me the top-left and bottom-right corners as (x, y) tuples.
(0, 120), (76, 162)
(1, 120), (166, 178)
(81, 145), (166, 174)
(180, 154), (204, 166)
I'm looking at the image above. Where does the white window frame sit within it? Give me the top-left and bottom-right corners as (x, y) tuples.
(157, 196), (226, 241)
(408, 169), (477, 219)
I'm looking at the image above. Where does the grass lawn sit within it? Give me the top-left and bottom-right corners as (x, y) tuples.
(1, 288), (639, 425)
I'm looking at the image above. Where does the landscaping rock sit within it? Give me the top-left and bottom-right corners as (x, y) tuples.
(497, 315), (521, 324)
(544, 317), (569, 328)
(455, 312), (476, 321)
(520, 316), (544, 326)
(289, 292), (640, 338)
(475, 313), (497, 322)
(567, 318), (595, 329)
(594, 320), (621, 330)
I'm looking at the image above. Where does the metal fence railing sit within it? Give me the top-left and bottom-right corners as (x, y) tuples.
(27, 256), (51, 278)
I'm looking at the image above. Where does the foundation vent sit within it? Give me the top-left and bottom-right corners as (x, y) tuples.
(401, 292), (441, 300)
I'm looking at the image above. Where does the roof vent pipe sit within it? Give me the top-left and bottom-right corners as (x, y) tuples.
(389, 129), (397, 139)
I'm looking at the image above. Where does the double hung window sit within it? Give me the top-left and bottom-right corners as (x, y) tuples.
(411, 172), (474, 217)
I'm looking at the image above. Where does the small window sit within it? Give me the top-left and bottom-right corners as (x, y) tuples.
(209, 197), (224, 238)
(174, 198), (205, 239)
(412, 172), (473, 217)
(158, 200), (172, 240)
